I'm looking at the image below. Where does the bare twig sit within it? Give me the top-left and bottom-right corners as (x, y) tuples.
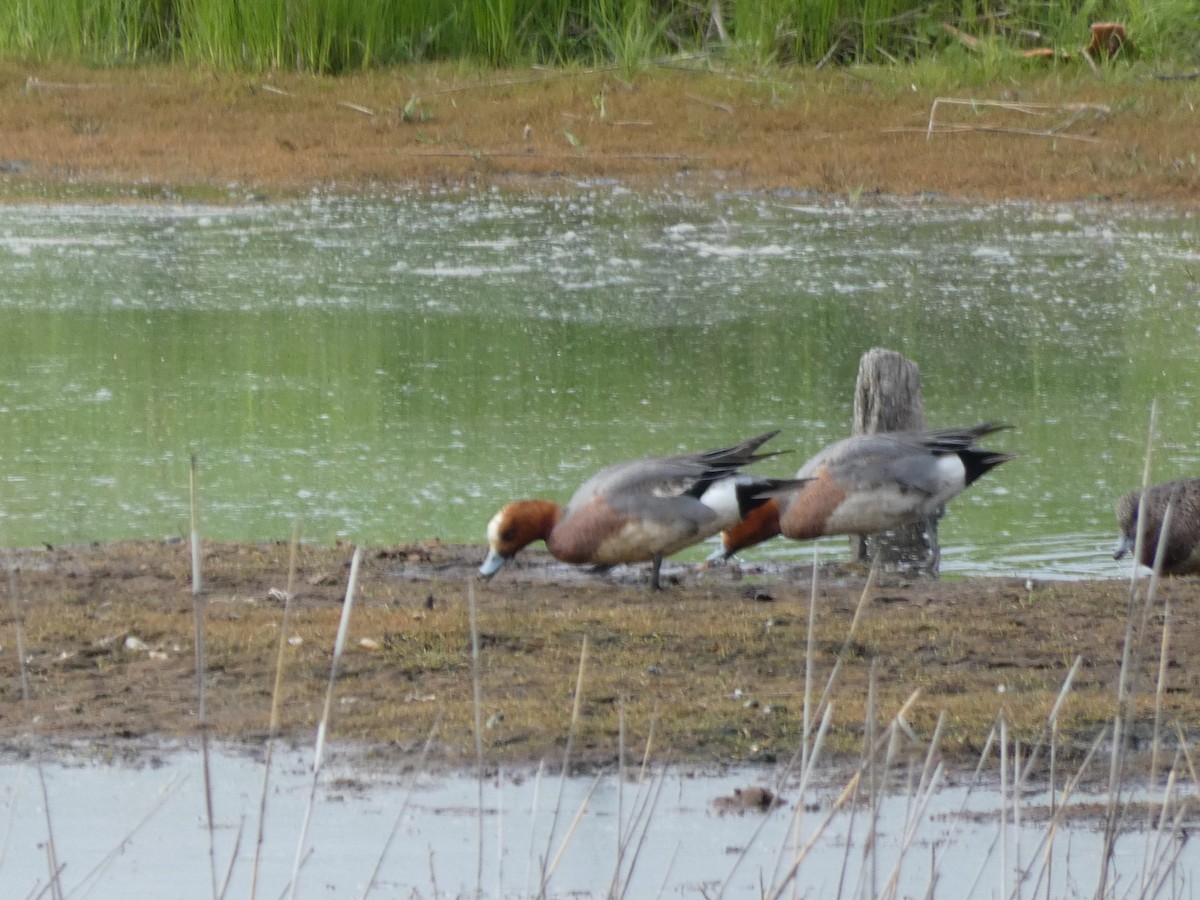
(67, 775), (187, 896)
(420, 67), (619, 98)
(393, 150), (704, 161)
(684, 93), (734, 114)
(25, 75), (112, 91)
(926, 98), (1110, 140)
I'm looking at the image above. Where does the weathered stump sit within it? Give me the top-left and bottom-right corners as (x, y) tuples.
(850, 348), (939, 575)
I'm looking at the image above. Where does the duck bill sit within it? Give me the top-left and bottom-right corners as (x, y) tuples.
(479, 548), (507, 580)
(1113, 534), (1134, 561)
(704, 542), (731, 564)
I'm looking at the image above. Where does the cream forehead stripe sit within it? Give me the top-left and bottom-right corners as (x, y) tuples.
(486, 509), (505, 546)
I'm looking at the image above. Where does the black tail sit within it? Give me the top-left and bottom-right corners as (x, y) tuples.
(683, 431), (789, 501)
(920, 422), (1011, 453)
(696, 430), (785, 471)
(959, 449), (1016, 486)
(735, 477), (809, 516)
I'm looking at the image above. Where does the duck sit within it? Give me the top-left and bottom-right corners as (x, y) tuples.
(479, 431), (806, 590)
(1114, 478), (1200, 574)
(709, 423), (1014, 560)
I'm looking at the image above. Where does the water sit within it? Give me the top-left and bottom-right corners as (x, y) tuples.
(2, 743), (1193, 899)
(0, 193), (1196, 578)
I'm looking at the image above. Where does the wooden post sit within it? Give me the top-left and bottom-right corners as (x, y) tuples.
(851, 348), (939, 575)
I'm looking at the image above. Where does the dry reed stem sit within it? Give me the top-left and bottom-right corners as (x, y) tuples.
(814, 552), (881, 722)
(538, 635), (590, 898)
(1141, 759), (1184, 892)
(767, 691), (920, 900)
(861, 662), (882, 900)
(522, 761), (546, 899)
(610, 762), (671, 900)
(189, 454), (219, 900)
(717, 699), (832, 897)
(801, 545), (820, 778)
(915, 711), (946, 810)
(638, 706), (658, 780)
(756, 704), (834, 899)
(1018, 654), (1082, 783)
(250, 524), (302, 900)
(60, 774), (186, 896)
(1000, 712), (1009, 899)
(4, 557), (62, 900)
(610, 700), (633, 900)
(878, 751), (944, 900)
(540, 773), (603, 897)
(997, 727), (1110, 900)
(1100, 403), (1161, 896)
(360, 714), (443, 899)
(217, 823), (243, 900)
(1149, 583), (1173, 814)
(287, 545), (361, 900)
(468, 578), (485, 891)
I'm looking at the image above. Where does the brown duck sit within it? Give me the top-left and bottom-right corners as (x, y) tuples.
(1114, 479), (1200, 574)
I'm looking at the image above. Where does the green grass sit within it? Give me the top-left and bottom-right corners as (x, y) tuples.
(0, 0), (1196, 74)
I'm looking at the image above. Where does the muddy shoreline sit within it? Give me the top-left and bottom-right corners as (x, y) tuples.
(2, 539), (1194, 772)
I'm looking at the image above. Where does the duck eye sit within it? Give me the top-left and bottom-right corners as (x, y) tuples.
(502, 527), (517, 542)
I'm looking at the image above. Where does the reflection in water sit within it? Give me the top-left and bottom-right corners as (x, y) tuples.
(0, 197), (1196, 577)
(1, 743), (1194, 899)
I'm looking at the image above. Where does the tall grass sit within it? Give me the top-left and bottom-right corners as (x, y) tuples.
(1, 0), (1196, 73)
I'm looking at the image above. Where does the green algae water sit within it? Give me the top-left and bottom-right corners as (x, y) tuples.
(0, 193), (1195, 577)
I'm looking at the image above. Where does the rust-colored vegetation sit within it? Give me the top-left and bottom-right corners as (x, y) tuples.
(0, 61), (1197, 203)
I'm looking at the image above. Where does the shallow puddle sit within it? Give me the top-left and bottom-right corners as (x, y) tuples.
(2, 742), (1194, 898)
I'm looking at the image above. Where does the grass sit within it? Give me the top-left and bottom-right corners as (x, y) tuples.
(0, 0), (1197, 74)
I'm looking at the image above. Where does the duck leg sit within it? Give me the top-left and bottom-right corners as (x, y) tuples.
(648, 553), (664, 591)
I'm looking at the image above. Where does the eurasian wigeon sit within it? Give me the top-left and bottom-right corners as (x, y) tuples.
(1114, 478), (1200, 574)
(710, 423), (1014, 560)
(479, 431), (806, 589)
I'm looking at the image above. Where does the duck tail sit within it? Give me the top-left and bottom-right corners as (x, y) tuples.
(959, 449), (1016, 486)
(699, 430), (789, 471)
(736, 477), (809, 516)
